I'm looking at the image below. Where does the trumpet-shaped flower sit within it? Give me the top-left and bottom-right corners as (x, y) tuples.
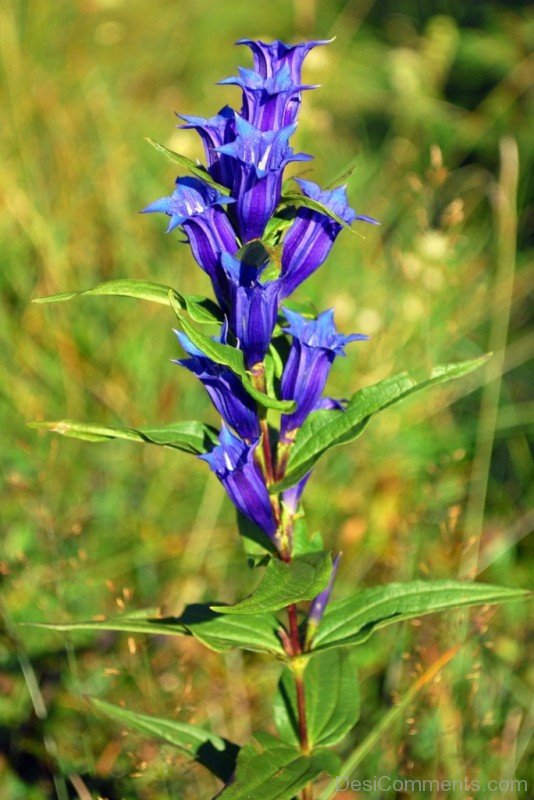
(216, 116), (311, 242)
(237, 38), (332, 82)
(280, 308), (368, 439)
(174, 330), (260, 442)
(177, 107), (236, 189)
(200, 426), (278, 540)
(220, 63), (315, 131)
(142, 176), (238, 306)
(220, 252), (281, 368)
(280, 179), (379, 298)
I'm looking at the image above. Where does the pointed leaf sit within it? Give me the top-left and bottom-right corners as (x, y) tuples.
(26, 604), (285, 655)
(312, 580), (529, 651)
(216, 735), (339, 800)
(274, 356), (491, 491)
(212, 552), (331, 615)
(91, 698), (237, 782)
(28, 419), (218, 455)
(89, 697), (239, 781)
(32, 279), (222, 324)
(145, 137), (231, 196)
(275, 649), (360, 748)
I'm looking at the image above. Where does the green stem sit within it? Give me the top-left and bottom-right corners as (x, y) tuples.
(287, 603), (312, 799)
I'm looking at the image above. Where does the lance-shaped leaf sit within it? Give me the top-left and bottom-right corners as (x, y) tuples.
(212, 552), (331, 615)
(273, 355), (491, 491)
(26, 604), (286, 655)
(91, 698), (238, 782)
(32, 279), (222, 324)
(169, 292), (295, 413)
(145, 136), (231, 196)
(215, 732), (340, 800)
(28, 419), (218, 455)
(312, 580), (528, 651)
(274, 649), (360, 748)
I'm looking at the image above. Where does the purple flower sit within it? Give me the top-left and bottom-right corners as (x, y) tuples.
(177, 107), (236, 189)
(306, 553), (341, 642)
(174, 330), (260, 442)
(280, 308), (368, 440)
(221, 253), (281, 368)
(237, 38), (332, 82)
(280, 179), (379, 298)
(220, 63), (315, 131)
(141, 176), (238, 306)
(199, 426), (278, 541)
(216, 116), (312, 242)
(281, 472), (311, 515)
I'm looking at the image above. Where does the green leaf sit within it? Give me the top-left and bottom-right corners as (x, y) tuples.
(240, 374), (295, 413)
(216, 734), (339, 800)
(275, 649), (360, 748)
(262, 208), (295, 246)
(169, 291), (295, 413)
(312, 580), (529, 651)
(32, 279), (222, 324)
(91, 698), (238, 782)
(28, 419), (217, 455)
(274, 355), (491, 491)
(278, 192), (364, 237)
(145, 137), (231, 196)
(212, 552), (331, 615)
(26, 604), (285, 655)
(290, 515), (324, 557)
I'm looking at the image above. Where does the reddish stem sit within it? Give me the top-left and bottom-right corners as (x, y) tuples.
(287, 604), (310, 757)
(259, 417), (275, 485)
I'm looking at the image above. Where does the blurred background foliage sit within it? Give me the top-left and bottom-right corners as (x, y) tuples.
(0, 0), (532, 798)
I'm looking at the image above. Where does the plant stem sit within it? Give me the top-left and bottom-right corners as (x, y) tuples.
(287, 604), (310, 751)
(259, 417), (275, 485)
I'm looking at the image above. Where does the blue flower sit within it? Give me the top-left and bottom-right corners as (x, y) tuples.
(174, 330), (260, 442)
(199, 426), (278, 541)
(216, 116), (312, 242)
(279, 308), (368, 440)
(177, 107), (236, 189)
(220, 252), (281, 368)
(306, 553), (341, 641)
(281, 472), (311, 515)
(236, 38), (332, 82)
(142, 176), (238, 306)
(220, 63), (315, 131)
(280, 179), (379, 298)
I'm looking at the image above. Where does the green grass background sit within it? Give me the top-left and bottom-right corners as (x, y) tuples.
(1, 1), (532, 798)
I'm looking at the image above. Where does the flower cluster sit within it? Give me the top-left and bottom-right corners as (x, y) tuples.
(144, 39), (377, 617)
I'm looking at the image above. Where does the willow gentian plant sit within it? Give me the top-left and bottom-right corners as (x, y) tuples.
(31, 38), (525, 800)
